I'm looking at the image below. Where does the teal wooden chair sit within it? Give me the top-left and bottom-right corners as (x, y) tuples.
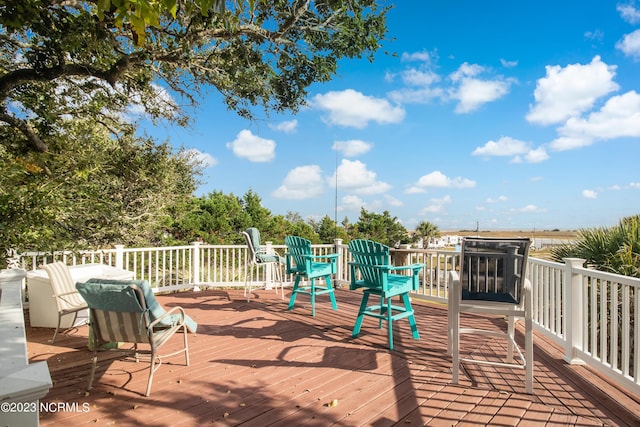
(348, 239), (424, 350)
(284, 235), (339, 316)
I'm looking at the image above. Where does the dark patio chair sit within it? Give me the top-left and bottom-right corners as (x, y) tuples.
(448, 237), (534, 393)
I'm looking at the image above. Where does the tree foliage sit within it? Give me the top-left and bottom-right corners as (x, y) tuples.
(0, 0), (389, 265)
(0, 119), (200, 260)
(550, 215), (640, 277)
(352, 208), (409, 247)
(1, 0), (390, 153)
(413, 220), (440, 248)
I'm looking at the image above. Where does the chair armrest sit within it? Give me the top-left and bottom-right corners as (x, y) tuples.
(388, 263), (425, 273)
(51, 290), (80, 298)
(149, 306), (186, 330)
(348, 262), (392, 272)
(305, 253), (339, 261)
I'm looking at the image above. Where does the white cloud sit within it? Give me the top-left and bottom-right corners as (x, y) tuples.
(616, 29), (640, 60)
(473, 136), (530, 156)
(384, 194), (404, 207)
(187, 148), (217, 168)
(585, 29), (604, 42)
(500, 59), (518, 68)
(550, 90), (640, 150)
(332, 140), (373, 157)
(272, 165), (324, 199)
(525, 147), (550, 163)
(582, 190), (598, 199)
(269, 119), (298, 133)
(226, 130), (276, 162)
(401, 50), (435, 63)
(453, 78), (512, 113)
(420, 195), (452, 214)
(618, 3), (640, 24)
(526, 56), (619, 125)
(407, 171), (475, 193)
(448, 63), (513, 113)
(400, 68), (441, 87)
(311, 89), (405, 128)
(450, 63), (485, 81)
(472, 136), (548, 163)
(339, 194), (366, 212)
(331, 159), (391, 195)
(511, 204), (547, 213)
(387, 50), (444, 104)
(486, 196), (508, 203)
(387, 87), (443, 104)
(630, 182), (640, 189)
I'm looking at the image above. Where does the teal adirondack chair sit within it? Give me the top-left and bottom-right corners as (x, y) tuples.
(284, 236), (339, 316)
(348, 239), (424, 350)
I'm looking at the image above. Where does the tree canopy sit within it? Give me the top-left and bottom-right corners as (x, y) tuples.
(1, 0), (390, 153)
(0, 0), (390, 265)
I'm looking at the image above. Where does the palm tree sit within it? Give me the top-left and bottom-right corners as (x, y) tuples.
(550, 214), (640, 277)
(413, 221), (440, 249)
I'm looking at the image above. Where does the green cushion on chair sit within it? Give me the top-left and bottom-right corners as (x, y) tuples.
(79, 278), (198, 333)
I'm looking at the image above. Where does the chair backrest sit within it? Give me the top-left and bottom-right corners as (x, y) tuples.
(285, 235), (312, 273)
(248, 227), (263, 253)
(348, 239), (391, 287)
(243, 229), (259, 263)
(76, 282), (151, 344)
(459, 237), (531, 304)
(41, 262), (86, 311)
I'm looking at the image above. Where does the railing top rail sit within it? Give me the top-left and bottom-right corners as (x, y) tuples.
(573, 265), (640, 287)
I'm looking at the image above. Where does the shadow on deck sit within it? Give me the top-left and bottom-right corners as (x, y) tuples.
(26, 288), (640, 426)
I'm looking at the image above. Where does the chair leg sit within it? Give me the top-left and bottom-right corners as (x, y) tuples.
(326, 276), (338, 311)
(287, 275), (301, 310)
(452, 311), (460, 384)
(353, 292), (370, 338)
(146, 352), (156, 397)
(276, 263), (284, 300)
(88, 350), (98, 391)
(183, 325), (190, 366)
(525, 317), (533, 394)
(52, 314), (63, 344)
(507, 316), (515, 360)
(387, 297), (394, 350)
(244, 265), (251, 302)
(402, 293), (420, 340)
(310, 278), (316, 317)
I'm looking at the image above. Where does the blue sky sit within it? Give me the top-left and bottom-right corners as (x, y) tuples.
(144, 1), (640, 231)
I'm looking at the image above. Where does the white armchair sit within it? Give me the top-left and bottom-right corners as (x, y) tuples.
(448, 237), (534, 393)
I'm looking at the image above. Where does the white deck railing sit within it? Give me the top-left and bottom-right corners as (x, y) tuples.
(13, 240), (640, 396)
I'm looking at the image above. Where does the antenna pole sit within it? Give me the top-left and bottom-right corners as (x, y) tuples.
(334, 150), (338, 239)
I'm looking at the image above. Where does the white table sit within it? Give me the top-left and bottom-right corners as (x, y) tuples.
(26, 264), (134, 328)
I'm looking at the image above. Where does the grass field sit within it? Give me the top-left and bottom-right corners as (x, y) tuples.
(441, 230), (578, 240)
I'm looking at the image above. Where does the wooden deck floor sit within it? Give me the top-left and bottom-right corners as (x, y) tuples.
(26, 288), (640, 426)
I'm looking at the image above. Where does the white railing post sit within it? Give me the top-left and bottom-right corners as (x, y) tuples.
(265, 241), (273, 290)
(192, 241), (201, 291)
(334, 238), (343, 284)
(115, 244), (124, 270)
(563, 258), (586, 364)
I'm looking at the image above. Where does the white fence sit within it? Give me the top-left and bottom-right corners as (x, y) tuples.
(15, 240), (640, 396)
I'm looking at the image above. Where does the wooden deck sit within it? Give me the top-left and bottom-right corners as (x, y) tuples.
(26, 288), (640, 426)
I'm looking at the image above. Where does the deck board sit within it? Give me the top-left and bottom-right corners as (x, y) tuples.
(24, 288), (640, 426)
